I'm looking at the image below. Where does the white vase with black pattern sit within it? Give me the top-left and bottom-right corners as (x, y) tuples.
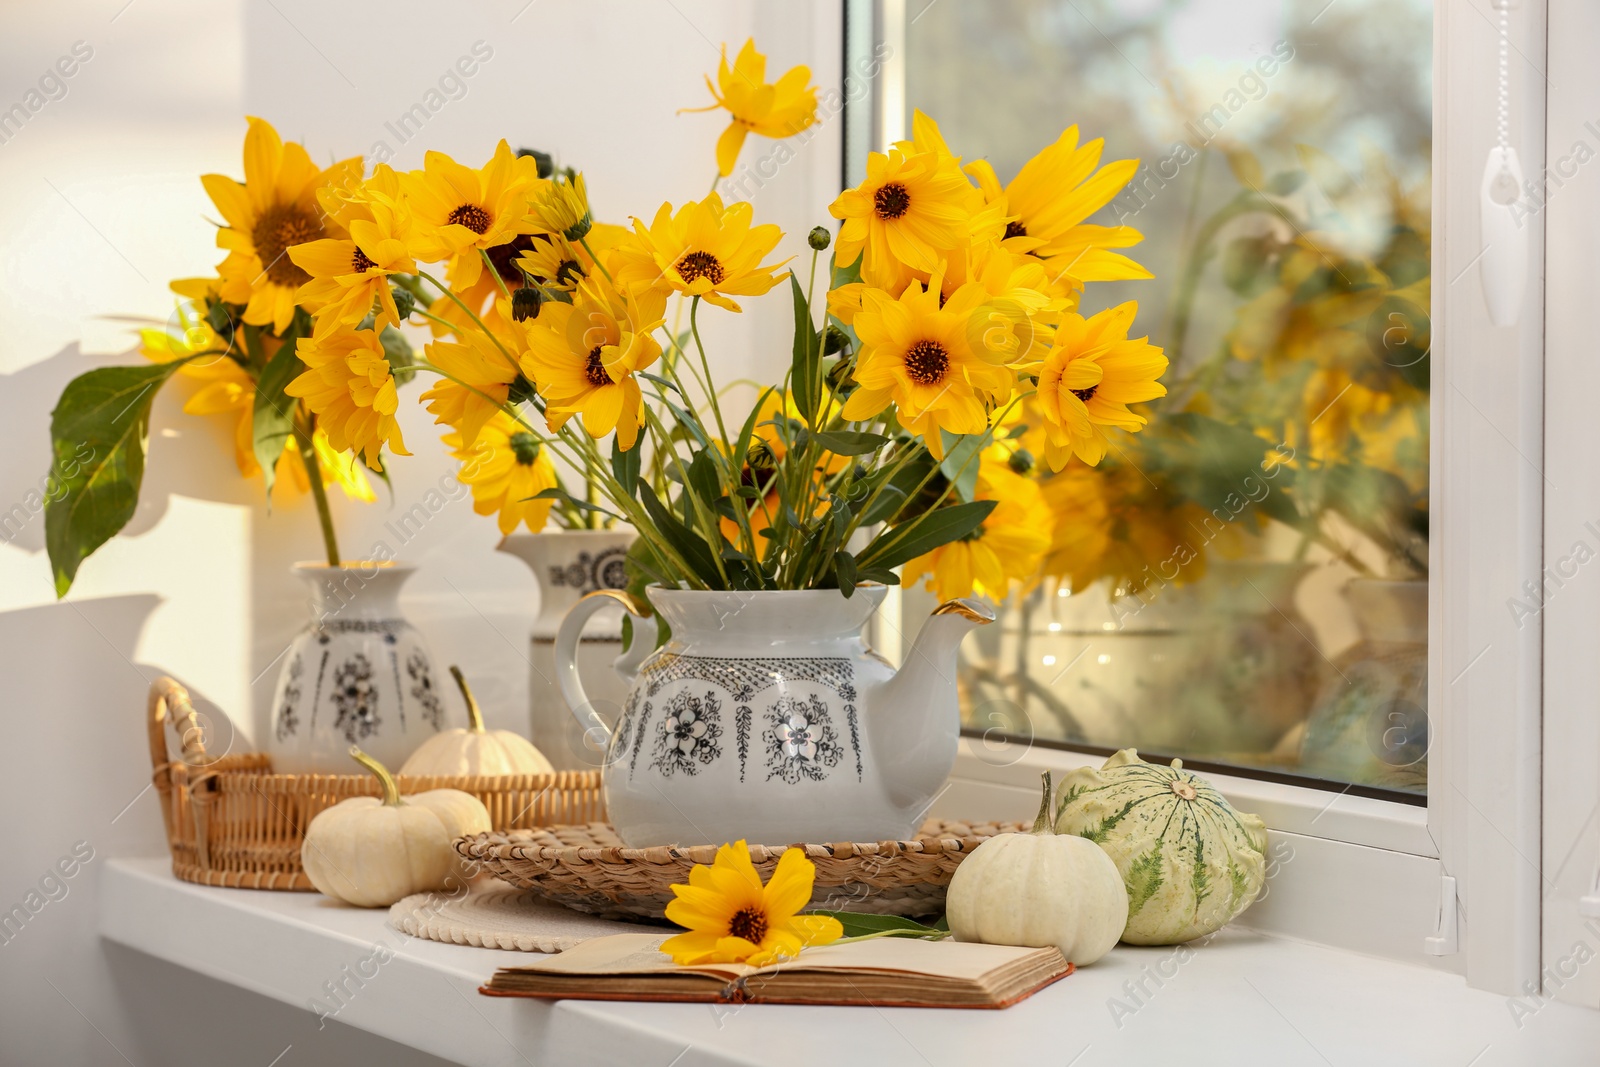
(267, 561), (445, 774)
(497, 530), (636, 771)
(554, 585), (995, 848)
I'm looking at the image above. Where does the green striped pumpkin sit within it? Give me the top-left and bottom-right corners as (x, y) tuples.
(1053, 749), (1268, 945)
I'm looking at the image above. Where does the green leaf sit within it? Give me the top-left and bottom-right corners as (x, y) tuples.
(637, 370), (682, 395)
(833, 550), (857, 595)
(44, 361), (190, 596)
(531, 487), (624, 523)
(610, 434), (640, 496)
(937, 430), (984, 502)
(860, 451), (937, 526)
(805, 910), (950, 940)
(637, 483), (723, 587)
(789, 274), (822, 427)
(684, 449), (722, 507)
(857, 499), (997, 572)
(812, 430), (888, 457)
(251, 321), (308, 506)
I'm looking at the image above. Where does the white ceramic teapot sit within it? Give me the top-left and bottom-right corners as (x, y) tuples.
(554, 584), (992, 847)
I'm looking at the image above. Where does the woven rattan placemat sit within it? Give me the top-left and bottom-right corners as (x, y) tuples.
(389, 881), (664, 953)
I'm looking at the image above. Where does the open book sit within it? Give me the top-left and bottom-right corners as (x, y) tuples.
(481, 933), (1072, 1008)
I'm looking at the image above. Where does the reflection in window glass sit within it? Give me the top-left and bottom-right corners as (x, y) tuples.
(895, 0), (1431, 794)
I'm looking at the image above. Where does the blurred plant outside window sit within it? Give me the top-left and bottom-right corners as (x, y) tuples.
(895, 0), (1432, 795)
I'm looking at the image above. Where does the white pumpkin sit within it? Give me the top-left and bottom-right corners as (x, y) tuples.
(400, 666), (554, 777)
(946, 773), (1128, 966)
(1054, 748), (1268, 945)
(302, 747), (491, 907)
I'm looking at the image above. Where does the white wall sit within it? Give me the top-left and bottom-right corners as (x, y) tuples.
(0, 2), (841, 1063)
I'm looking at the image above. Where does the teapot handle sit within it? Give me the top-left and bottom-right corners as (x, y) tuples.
(554, 590), (654, 753)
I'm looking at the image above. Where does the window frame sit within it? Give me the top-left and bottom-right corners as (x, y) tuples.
(847, 0), (1552, 994)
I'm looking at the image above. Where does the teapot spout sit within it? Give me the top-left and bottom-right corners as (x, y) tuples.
(872, 598), (994, 807)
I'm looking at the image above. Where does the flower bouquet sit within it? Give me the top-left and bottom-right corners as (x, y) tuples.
(46, 38), (1167, 612)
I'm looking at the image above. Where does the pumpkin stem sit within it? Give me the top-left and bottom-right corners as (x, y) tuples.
(349, 746), (403, 806)
(1031, 771), (1054, 834)
(451, 665), (486, 733)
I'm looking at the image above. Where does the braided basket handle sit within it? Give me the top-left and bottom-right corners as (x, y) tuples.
(148, 676), (209, 771)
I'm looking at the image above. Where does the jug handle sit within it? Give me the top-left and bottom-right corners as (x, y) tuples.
(554, 590), (654, 752)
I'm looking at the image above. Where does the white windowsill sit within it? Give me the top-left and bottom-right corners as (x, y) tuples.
(948, 739), (1435, 857)
(100, 858), (1599, 1066)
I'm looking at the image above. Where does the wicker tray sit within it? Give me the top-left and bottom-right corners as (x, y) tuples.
(148, 677), (605, 891)
(457, 820), (1024, 920)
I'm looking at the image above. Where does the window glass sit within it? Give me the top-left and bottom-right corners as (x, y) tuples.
(894, 0), (1432, 794)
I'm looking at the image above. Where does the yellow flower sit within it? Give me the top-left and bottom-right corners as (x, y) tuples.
(1035, 302), (1167, 468)
(529, 172), (592, 242)
(402, 141), (536, 288)
(284, 327), (409, 465)
(141, 296), (372, 500)
(290, 166), (416, 335)
(839, 275), (1015, 459)
(682, 39), (819, 177)
(521, 274), (667, 449)
(446, 412), (559, 535)
(906, 462), (1053, 601)
(661, 841), (843, 967)
(613, 193), (789, 313)
(202, 117), (362, 333)
(1040, 463), (1210, 596)
(828, 145), (974, 281)
(419, 306), (524, 446)
(965, 126), (1151, 302)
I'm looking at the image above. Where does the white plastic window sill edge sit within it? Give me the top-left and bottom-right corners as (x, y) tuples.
(948, 738), (1435, 857)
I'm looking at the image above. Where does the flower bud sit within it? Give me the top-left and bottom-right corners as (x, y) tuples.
(516, 147), (555, 179)
(512, 286), (543, 322)
(822, 323), (850, 356)
(390, 286), (416, 322)
(508, 373), (537, 406)
(807, 226), (832, 251)
(1007, 448), (1035, 475)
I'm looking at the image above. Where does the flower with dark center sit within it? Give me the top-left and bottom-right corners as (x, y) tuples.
(252, 204), (323, 286)
(1071, 385), (1098, 403)
(350, 247), (377, 273)
(873, 181), (911, 220)
(727, 906), (769, 944)
(903, 339), (949, 385)
(447, 203), (493, 235)
(1004, 220), (1028, 240)
(676, 250), (726, 286)
(583, 345), (611, 386)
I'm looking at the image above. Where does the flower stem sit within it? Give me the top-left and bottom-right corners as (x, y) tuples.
(297, 410), (341, 567)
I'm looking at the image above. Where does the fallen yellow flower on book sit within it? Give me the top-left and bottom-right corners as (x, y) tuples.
(661, 841), (843, 967)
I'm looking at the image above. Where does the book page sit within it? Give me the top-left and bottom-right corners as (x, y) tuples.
(502, 933), (1058, 983)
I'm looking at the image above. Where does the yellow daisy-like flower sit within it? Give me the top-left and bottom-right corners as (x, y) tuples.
(613, 193), (789, 313)
(906, 461), (1053, 601)
(1039, 462), (1211, 596)
(289, 165), (416, 336)
(828, 146), (974, 280)
(529, 171), (592, 242)
(682, 39), (819, 177)
(966, 127), (1151, 302)
(284, 326), (410, 465)
(661, 841), (843, 967)
(521, 274), (667, 450)
(839, 275), (1016, 459)
(402, 141), (536, 289)
(1035, 301), (1168, 469)
(419, 304), (524, 446)
(446, 411), (559, 535)
(202, 116), (362, 334)
(141, 295), (372, 500)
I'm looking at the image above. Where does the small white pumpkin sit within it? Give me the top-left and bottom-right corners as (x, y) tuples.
(1054, 749), (1268, 945)
(946, 773), (1128, 966)
(400, 666), (554, 777)
(302, 747), (491, 907)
